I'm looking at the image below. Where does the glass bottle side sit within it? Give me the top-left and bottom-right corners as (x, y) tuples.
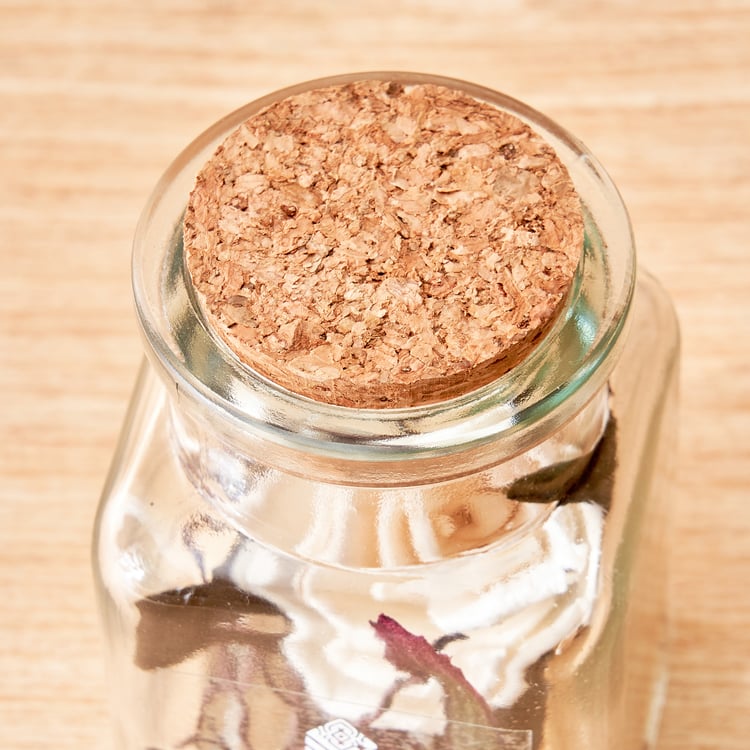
(93, 72), (679, 750)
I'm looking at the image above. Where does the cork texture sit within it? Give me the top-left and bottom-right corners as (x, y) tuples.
(184, 80), (584, 408)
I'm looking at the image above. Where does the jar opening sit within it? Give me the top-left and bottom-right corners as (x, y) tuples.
(132, 72), (635, 473)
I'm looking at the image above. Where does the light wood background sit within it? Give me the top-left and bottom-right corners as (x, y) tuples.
(1, 2), (748, 748)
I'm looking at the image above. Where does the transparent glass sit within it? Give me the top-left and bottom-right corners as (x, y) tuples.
(93, 73), (679, 750)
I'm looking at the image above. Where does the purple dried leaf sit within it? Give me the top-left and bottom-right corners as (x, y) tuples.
(370, 614), (494, 728)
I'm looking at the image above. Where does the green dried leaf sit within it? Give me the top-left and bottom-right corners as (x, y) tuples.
(135, 577), (289, 670)
(506, 416), (617, 511)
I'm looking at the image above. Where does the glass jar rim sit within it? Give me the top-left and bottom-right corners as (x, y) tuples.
(132, 71), (635, 472)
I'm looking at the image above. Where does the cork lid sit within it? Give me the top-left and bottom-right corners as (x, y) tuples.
(184, 80), (584, 409)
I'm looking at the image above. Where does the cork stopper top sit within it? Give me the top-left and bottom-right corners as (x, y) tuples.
(183, 80), (584, 408)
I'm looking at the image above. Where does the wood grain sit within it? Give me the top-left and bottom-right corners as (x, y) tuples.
(1, 1), (748, 748)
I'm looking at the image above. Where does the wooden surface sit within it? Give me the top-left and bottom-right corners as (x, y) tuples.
(0, 1), (748, 748)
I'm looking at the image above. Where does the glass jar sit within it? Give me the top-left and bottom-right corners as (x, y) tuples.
(93, 72), (679, 750)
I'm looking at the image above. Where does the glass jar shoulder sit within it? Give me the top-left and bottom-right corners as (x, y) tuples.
(93, 362), (240, 613)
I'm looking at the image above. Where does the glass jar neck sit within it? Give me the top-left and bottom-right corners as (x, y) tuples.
(132, 72), (635, 486)
(168, 379), (611, 567)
